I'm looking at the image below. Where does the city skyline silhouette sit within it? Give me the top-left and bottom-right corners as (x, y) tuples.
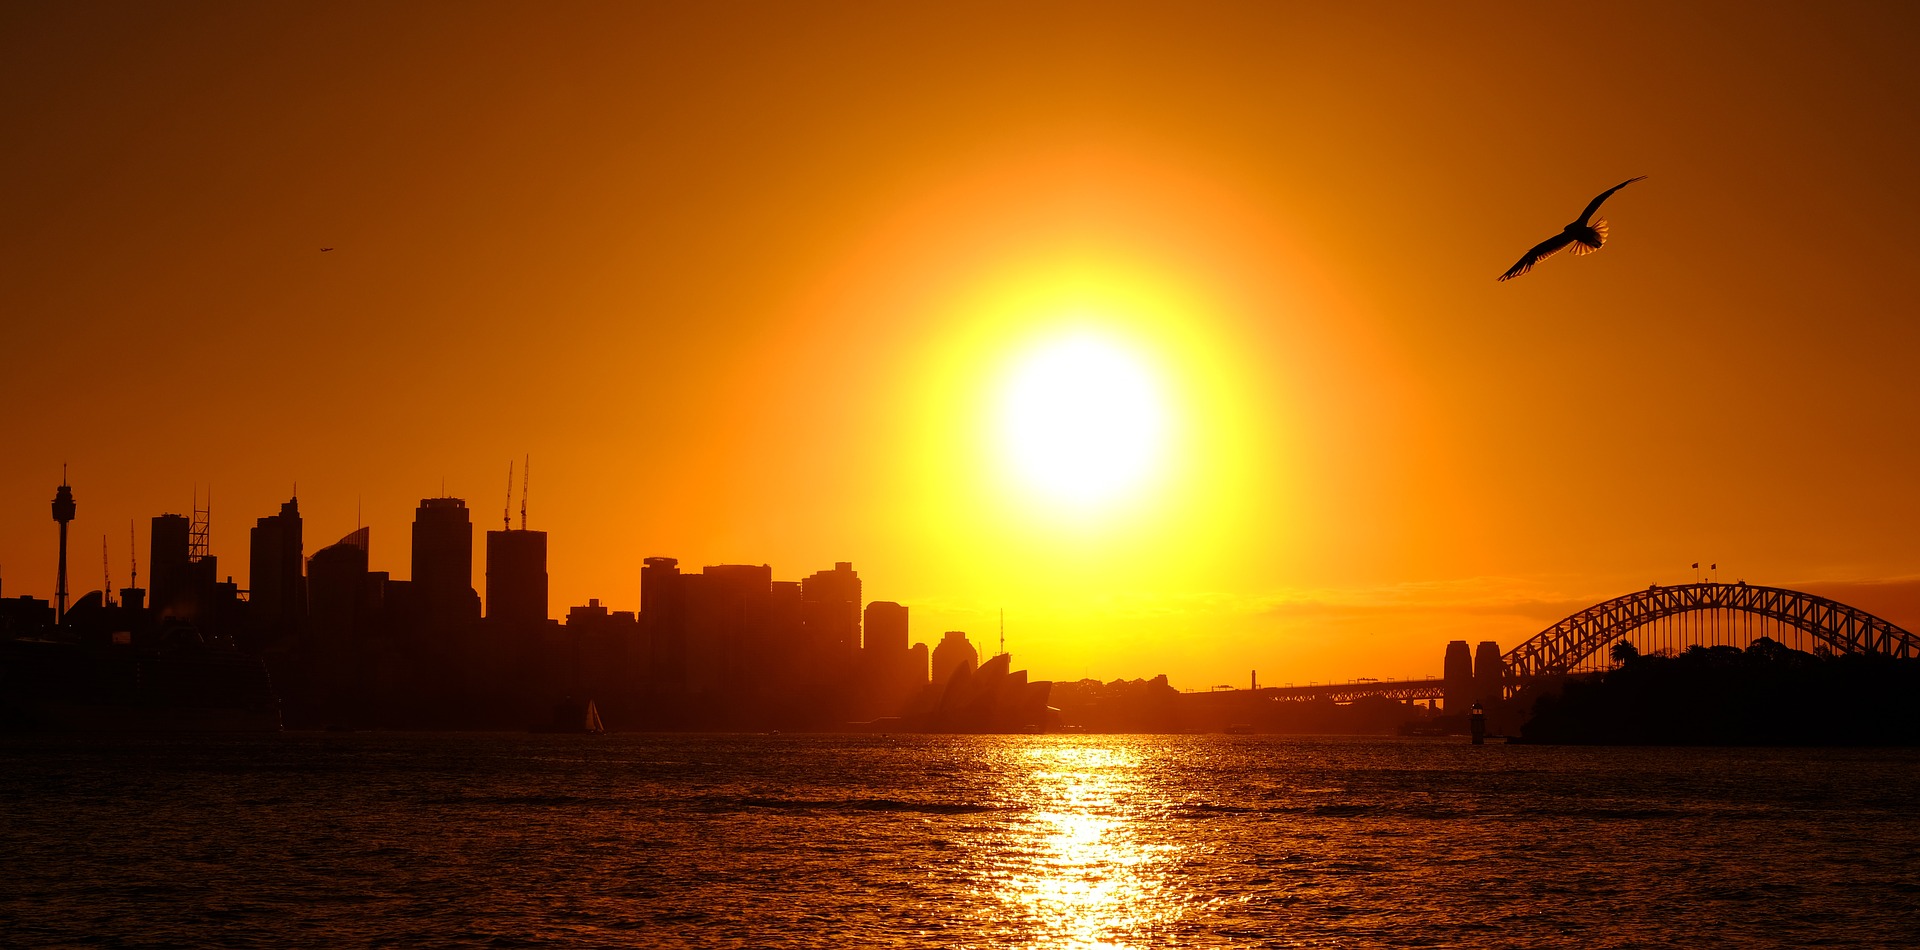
(6, 2), (1920, 691)
(6, 466), (1914, 737)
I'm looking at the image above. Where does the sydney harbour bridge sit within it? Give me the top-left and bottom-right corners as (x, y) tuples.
(1251, 582), (1919, 709)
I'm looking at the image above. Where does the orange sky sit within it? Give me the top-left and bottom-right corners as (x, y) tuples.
(5, 2), (1920, 688)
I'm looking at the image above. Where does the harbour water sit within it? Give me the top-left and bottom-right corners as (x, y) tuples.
(4, 734), (1917, 948)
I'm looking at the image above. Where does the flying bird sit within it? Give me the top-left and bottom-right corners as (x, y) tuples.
(320, 247), (334, 252)
(1497, 176), (1646, 281)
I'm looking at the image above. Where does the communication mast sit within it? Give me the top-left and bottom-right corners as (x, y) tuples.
(129, 520), (138, 591)
(103, 535), (113, 606)
(520, 454), (529, 530)
(503, 460), (514, 531)
(189, 489), (211, 564)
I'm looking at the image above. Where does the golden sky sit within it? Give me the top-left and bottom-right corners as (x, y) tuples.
(5, 2), (1920, 687)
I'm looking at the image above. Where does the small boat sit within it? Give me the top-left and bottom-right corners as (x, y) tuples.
(531, 696), (605, 734)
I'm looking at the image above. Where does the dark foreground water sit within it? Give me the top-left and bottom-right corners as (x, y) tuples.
(3, 734), (1918, 948)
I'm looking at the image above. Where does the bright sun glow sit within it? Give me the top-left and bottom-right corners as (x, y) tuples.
(995, 329), (1170, 509)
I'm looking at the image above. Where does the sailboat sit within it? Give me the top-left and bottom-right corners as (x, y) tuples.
(531, 696), (605, 734)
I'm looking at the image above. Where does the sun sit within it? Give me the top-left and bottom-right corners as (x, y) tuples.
(994, 328), (1171, 509)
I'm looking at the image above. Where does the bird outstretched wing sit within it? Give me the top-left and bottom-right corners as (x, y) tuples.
(1497, 232), (1577, 282)
(1572, 176), (1647, 227)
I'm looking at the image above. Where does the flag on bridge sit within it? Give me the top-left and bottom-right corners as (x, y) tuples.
(1691, 562), (1699, 569)
(1711, 563), (1717, 570)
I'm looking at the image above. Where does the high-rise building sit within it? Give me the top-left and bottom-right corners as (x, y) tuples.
(907, 642), (929, 687)
(1473, 640), (1504, 707)
(641, 558), (682, 616)
(863, 601), (907, 656)
(683, 564), (775, 695)
(485, 528), (548, 626)
(306, 527), (371, 724)
(641, 557), (687, 688)
(1442, 640), (1473, 713)
(149, 514), (192, 618)
(801, 561), (862, 664)
(411, 497), (479, 631)
(248, 496), (305, 637)
(308, 528), (371, 642)
(931, 630), (979, 687)
(856, 600), (923, 718)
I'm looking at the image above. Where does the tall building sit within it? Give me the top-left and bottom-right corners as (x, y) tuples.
(1442, 640), (1473, 712)
(907, 642), (930, 687)
(306, 527), (372, 724)
(857, 600), (923, 718)
(485, 528), (548, 626)
(801, 561), (862, 666)
(642, 556), (686, 688)
(1473, 640), (1505, 707)
(149, 514), (193, 619)
(411, 497), (479, 631)
(863, 601), (908, 656)
(683, 564), (775, 695)
(248, 496), (305, 637)
(931, 630), (979, 688)
(308, 528), (371, 642)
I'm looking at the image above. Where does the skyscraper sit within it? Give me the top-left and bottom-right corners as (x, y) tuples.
(248, 496), (305, 638)
(683, 563), (774, 695)
(931, 630), (979, 688)
(411, 497), (479, 631)
(1442, 640), (1473, 713)
(858, 600), (921, 718)
(485, 527), (548, 626)
(1473, 640), (1504, 707)
(307, 527), (372, 726)
(308, 528), (371, 643)
(641, 556), (686, 689)
(149, 513), (192, 619)
(863, 601), (908, 656)
(801, 561), (862, 665)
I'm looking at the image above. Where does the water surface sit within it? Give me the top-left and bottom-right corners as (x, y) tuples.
(4, 734), (1916, 947)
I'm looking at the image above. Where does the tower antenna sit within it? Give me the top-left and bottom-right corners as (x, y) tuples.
(103, 534), (112, 606)
(189, 488), (211, 564)
(999, 608), (1006, 657)
(52, 466), (76, 623)
(520, 454), (529, 531)
(129, 520), (138, 591)
(503, 460), (514, 531)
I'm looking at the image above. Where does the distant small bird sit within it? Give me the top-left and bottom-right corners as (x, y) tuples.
(1497, 176), (1646, 281)
(320, 247), (334, 252)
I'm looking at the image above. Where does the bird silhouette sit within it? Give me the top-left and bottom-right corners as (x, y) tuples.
(320, 247), (334, 252)
(1497, 176), (1646, 281)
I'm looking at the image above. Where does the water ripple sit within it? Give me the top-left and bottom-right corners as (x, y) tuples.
(2, 734), (1918, 947)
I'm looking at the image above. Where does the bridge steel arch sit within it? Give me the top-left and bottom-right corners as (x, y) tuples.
(1502, 583), (1919, 685)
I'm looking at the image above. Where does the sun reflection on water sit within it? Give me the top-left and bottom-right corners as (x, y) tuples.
(980, 742), (1182, 949)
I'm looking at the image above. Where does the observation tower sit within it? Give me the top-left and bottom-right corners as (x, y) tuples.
(51, 469), (76, 623)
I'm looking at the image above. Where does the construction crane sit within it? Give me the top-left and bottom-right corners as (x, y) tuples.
(129, 520), (138, 592)
(103, 535), (112, 607)
(520, 454), (529, 530)
(503, 460), (514, 531)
